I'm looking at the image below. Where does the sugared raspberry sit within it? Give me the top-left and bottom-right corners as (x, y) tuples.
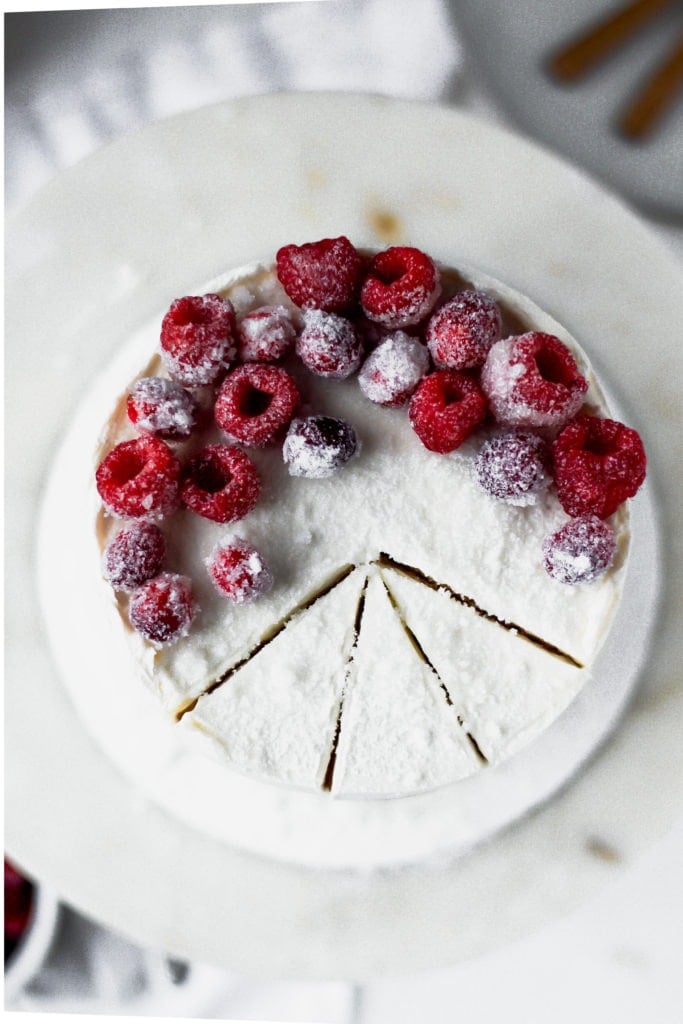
(102, 522), (165, 591)
(160, 293), (236, 386)
(237, 305), (297, 363)
(475, 432), (550, 506)
(543, 515), (617, 585)
(409, 371), (488, 453)
(426, 290), (502, 370)
(129, 573), (195, 645)
(126, 377), (198, 439)
(296, 310), (362, 379)
(481, 333), (588, 431)
(360, 247), (441, 329)
(96, 436), (180, 520)
(180, 444), (260, 523)
(276, 236), (363, 312)
(358, 331), (429, 407)
(215, 364), (299, 446)
(206, 537), (273, 603)
(553, 415), (646, 519)
(283, 416), (360, 478)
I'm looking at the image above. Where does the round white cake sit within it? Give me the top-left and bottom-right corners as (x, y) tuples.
(39, 243), (645, 867)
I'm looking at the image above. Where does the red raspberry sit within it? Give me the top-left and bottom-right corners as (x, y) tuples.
(102, 522), (165, 591)
(360, 247), (441, 329)
(409, 371), (488, 453)
(296, 310), (363, 379)
(481, 332), (588, 431)
(207, 537), (273, 603)
(553, 415), (646, 519)
(127, 377), (198, 439)
(283, 416), (360, 478)
(475, 431), (550, 506)
(237, 305), (297, 363)
(215, 364), (299, 446)
(96, 436), (180, 520)
(160, 293), (236, 386)
(180, 444), (260, 523)
(543, 515), (617, 585)
(426, 290), (502, 370)
(4, 859), (33, 945)
(276, 236), (363, 312)
(129, 573), (195, 645)
(358, 331), (429, 407)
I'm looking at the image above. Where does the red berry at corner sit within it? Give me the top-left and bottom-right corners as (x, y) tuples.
(160, 293), (236, 386)
(127, 377), (198, 439)
(426, 290), (502, 370)
(102, 522), (165, 591)
(215, 364), (299, 446)
(553, 414), (646, 519)
(360, 247), (441, 329)
(276, 236), (363, 312)
(180, 444), (260, 523)
(96, 436), (180, 520)
(207, 537), (273, 603)
(409, 370), (488, 453)
(129, 573), (195, 645)
(481, 332), (588, 431)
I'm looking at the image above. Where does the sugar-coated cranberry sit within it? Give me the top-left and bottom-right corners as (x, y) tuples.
(207, 537), (273, 603)
(127, 377), (198, 439)
(543, 515), (617, 585)
(426, 290), (502, 370)
(481, 332), (588, 431)
(475, 431), (550, 506)
(409, 371), (488, 453)
(553, 415), (646, 519)
(129, 573), (195, 645)
(283, 416), (360, 478)
(360, 247), (441, 328)
(215, 364), (299, 446)
(102, 522), (165, 591)
(160, 293), (236, 386)
(96, 436), (180, 520)
(237, 305), (297, 363)
(358, 331), (429, 406)
(276, 236), (363, 312)
(180, 444), (260, 523)
(296, 310), (363, 379)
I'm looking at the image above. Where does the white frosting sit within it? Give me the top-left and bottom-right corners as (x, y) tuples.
(91, 259), (629, 800)
(35, 256), (638, 867)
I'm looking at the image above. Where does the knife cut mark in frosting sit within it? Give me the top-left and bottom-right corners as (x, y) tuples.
(381, 573), (489, 766)
(321, 573), (369, 793)
(175, 562), (356, 719)
(375, 552), (584, 669)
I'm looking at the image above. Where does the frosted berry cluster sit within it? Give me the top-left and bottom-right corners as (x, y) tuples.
(96, 238), (648, 644)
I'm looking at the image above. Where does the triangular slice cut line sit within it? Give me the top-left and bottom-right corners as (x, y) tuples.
(183, 568), (366, 790)
(332, 571), (481, 797)
(381, 567), (586, 765)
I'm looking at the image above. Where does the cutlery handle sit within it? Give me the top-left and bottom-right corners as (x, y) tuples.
(548, 0), (676, 80)
(618, 32), (683, 137)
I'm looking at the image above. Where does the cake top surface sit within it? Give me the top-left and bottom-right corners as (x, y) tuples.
(92, 240), (644, 798)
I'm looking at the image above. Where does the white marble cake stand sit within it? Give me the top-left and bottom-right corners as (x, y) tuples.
(6, 93), (682, 979)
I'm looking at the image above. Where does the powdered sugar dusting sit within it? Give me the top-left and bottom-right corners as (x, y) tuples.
(358, 331), (429, 406)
